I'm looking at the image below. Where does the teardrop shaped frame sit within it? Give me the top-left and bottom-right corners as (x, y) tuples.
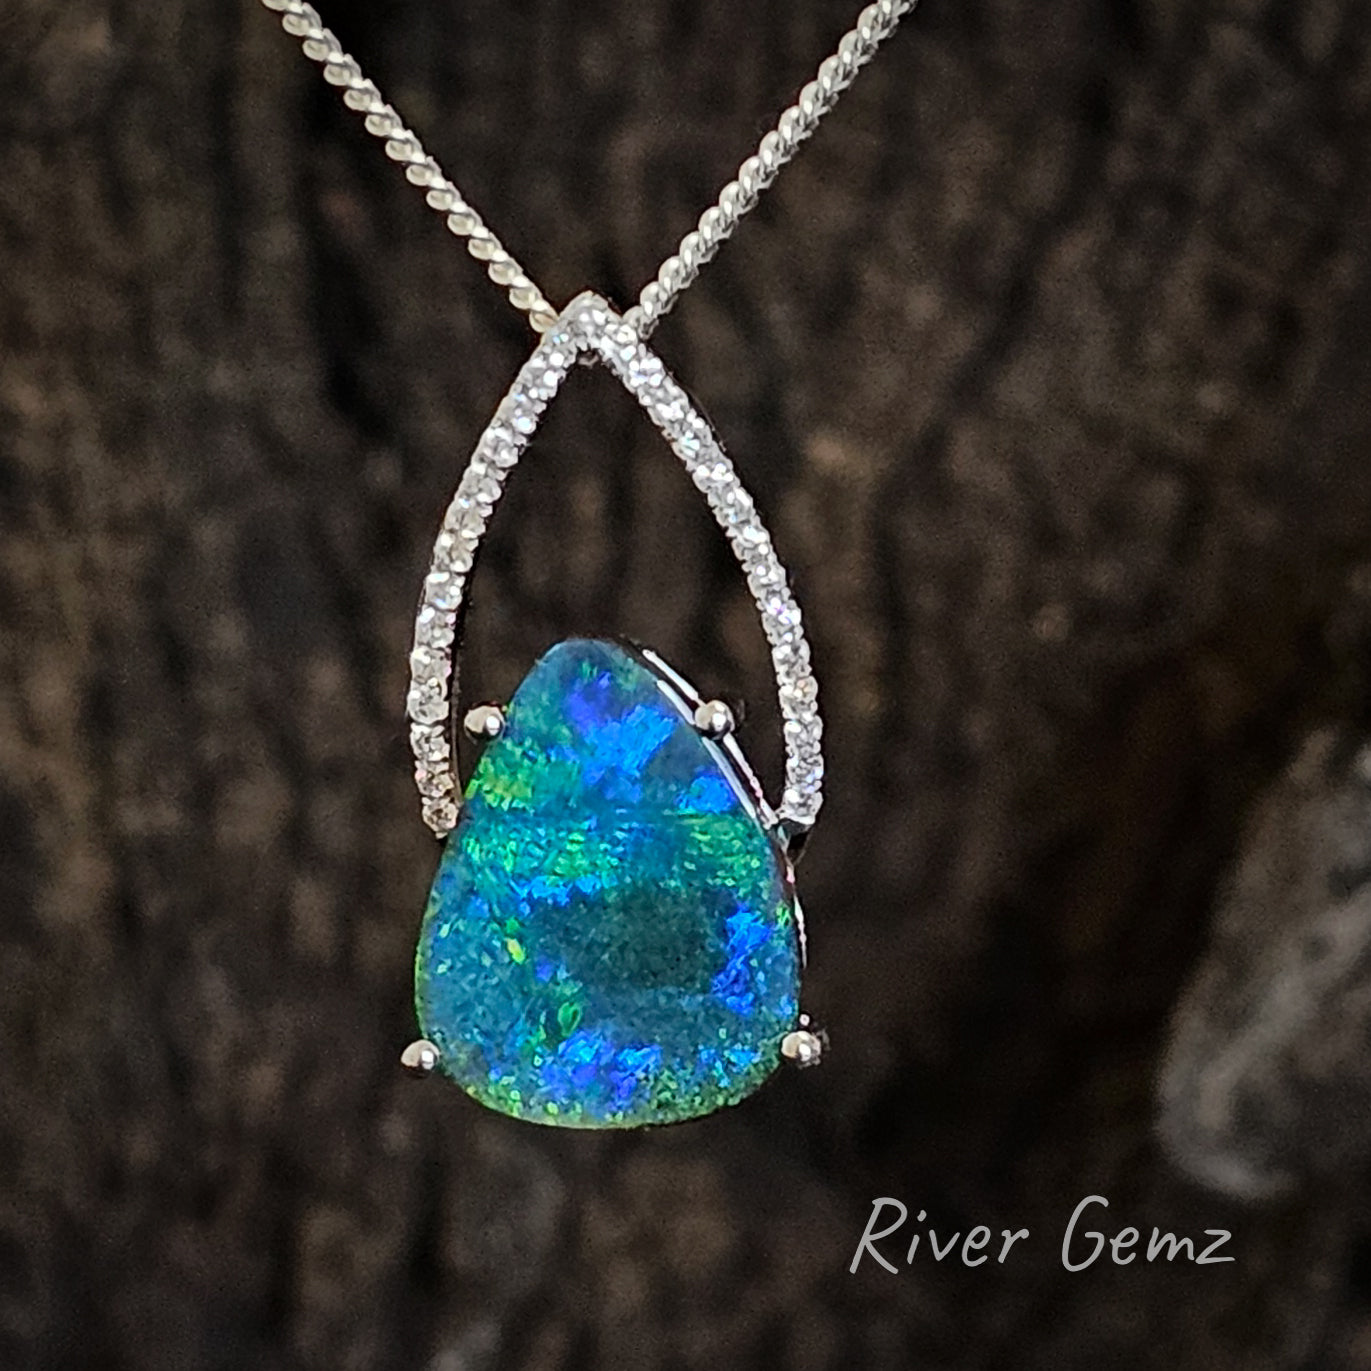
(406, 292), (824, 839)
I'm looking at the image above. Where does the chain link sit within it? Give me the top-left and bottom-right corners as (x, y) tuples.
(259, 0), (560, 331)
(625, 1), (917, 338)
(260, 0), (914, 337)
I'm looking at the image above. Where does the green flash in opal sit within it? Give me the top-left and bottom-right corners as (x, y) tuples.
(414, 638), (801, 1127)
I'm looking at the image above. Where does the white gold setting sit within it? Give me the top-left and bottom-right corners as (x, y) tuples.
(400, 1039), (441, 1076)
(463, 704), (507, 741)
(781, 1028), (825, 1068)
(407, 293), (825, 838)
(693, 700), (737, 739)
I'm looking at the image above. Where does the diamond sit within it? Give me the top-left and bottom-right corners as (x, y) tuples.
(629, 354), (665, 390)
(409, 650), (450, 689)
(424, 571), (464, 612)
(407, 678), (448, 726)
(414, 610), (455, 651)
(422, 798), (459, 833)
(415, 766), (455, 800)
(411, 723), (450, 765)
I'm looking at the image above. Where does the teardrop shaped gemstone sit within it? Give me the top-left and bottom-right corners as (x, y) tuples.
(414, 638), (801, 1127)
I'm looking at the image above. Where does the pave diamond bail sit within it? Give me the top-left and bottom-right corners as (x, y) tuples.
(406, 292), (825, 837)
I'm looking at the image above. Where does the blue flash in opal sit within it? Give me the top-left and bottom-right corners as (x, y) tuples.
(414, 638), (801, 1127)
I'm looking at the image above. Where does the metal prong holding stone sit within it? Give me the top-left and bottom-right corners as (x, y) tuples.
(464, 703), (506, 741)
(400, 1039), (441, 1077)
(693, 699), (736, 738)
(781, 1027), (825, 1069)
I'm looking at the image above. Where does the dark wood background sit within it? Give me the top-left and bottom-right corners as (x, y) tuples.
(6, 0), (1371, 1367)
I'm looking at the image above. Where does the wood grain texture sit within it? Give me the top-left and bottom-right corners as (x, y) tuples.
(5, 1), (1371, 1367)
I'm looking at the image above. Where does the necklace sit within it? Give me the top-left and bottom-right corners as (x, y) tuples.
(261, 0), (915, 1128)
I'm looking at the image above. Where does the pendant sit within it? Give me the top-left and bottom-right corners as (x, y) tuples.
(403, 293), (825, 1127)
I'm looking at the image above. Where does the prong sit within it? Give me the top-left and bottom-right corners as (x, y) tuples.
(781, 1027), (825, 1069)
(693, 699), (736, 738)
(400, 1039), (441, 1077)
(463, 703), (506, 741)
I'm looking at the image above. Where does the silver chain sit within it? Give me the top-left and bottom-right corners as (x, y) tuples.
(261, 0), (914, 337)
(625, 0), (915, 336)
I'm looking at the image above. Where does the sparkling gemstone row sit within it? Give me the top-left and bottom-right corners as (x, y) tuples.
(408, 291), (824, 836)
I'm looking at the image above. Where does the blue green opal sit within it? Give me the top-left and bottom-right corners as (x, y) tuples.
(415, 638), (800, 1127)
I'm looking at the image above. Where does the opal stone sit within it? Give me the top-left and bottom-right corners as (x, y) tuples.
(415, 637), (801, 1127)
